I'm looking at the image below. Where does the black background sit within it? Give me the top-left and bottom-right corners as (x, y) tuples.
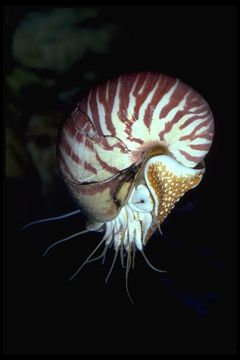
(4, 5), (237, 355)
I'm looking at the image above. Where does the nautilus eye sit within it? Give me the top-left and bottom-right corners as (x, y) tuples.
(57, 72), (214, 297)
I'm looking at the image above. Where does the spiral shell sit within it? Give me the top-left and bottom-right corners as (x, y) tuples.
(57, 72), (214, 259)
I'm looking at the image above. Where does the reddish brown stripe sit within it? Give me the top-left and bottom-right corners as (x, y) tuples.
(59, 133), (83, 166)
(75, 132), (84, 143)
(159, 110), (185, 140)
(105, 79), (118, 136)
(179, 115), (208, 130)
(59, 135), (75, 159)
(194, 104), (208, 114)
(84, 137), (95, 151)
(58, 149), (76, 181)
(95, 152), (119, 174)
(118, 74), (136, 113)
(64, 116), (77, 138)
(189, 143), (210, 150)
(72, 109), (87, 129)
(127, 135), (144, 145)
(158, 86), (210, 141)
(159, 80), (183, 119)
(88, 88), (103, 136)
(188, 96), (206, 110)
(133, 73), (149, 94)
(110, 140), (129, 152)
(116, 73), (145, 124)
(126, 73), (160, 135)
(143, 103), (154, 128)
(64, 113), (93, 144)
(124, 125), (144, 144)
(179, 149), (201, 163)
(60, 138), (97, 176)
(84, 161), (98, 174)
(133, 74), (159, 120)
(179, 119), (210, 141)
(118, 74), (142, 131)
(71, 150), (81, 164)
(144, 76), (175, 129)
(97, 80), (118, 137)
(159, 93), (205, 139)
(93, 135), (129, 153)
(197, 129), (214, 140)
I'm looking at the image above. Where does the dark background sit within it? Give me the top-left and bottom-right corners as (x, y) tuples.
(4, 5), (237, 355)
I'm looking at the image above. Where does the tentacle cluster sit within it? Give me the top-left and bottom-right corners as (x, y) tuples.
(84, 183), (156, 264)
(78, 183), (166, 302)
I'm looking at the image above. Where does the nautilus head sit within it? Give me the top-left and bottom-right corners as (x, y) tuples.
(56, 72), (214, 296)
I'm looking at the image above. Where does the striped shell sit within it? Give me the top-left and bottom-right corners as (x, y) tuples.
(57, 72), (214, 277)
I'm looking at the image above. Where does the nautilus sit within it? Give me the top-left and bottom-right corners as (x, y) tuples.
(23, 72), (214, 302)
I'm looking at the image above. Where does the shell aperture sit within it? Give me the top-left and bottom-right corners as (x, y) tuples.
(57, 72), (214, 287)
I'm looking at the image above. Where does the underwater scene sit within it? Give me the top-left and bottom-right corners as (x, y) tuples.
(4, 6), (236, 355)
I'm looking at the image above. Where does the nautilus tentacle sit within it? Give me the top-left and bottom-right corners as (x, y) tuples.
(56, 72), (214, 289)
(20, 209), (81, 231)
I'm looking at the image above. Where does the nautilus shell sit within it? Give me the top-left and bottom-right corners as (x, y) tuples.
(57, 72), (214, 284)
